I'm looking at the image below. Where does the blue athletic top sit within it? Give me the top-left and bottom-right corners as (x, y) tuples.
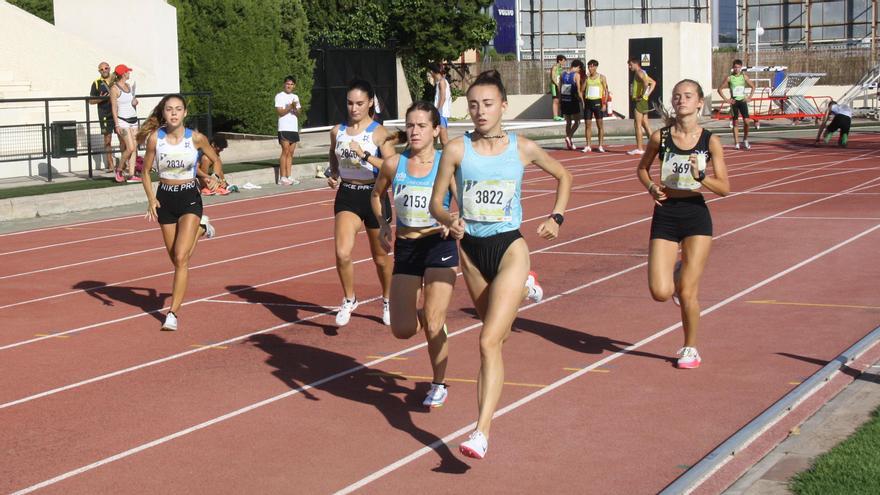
(455, 133), (523, 237)
(391, 150), (451, 228)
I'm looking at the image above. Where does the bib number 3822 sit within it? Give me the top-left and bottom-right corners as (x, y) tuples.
(462, 179), (515, 222)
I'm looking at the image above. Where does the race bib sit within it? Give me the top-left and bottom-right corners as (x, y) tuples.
(561, 83), (573, 96)
(394, 184), (435, 227)
(158, 151), (192, 171)
(732, 85), (745, 98)
(587, 85), (601, 99)
(461, 179), (516, 222)
(661, 153), (702, 191)
(337, 143), (363, 169)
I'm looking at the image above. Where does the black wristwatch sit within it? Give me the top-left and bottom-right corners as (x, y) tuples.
(549, 213), (564, 226)
(696, 170), (706, 182)
(361, 151), (372, 162)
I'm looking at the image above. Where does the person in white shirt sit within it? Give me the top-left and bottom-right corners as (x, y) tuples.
(428, 63), (452, 145)
(816, 100), (852, 148)
(275, 76), (302, 185)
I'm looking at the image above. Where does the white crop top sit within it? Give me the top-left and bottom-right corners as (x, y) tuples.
(334, 121), (381, 181)
(155, 127), (200, 181)
(116, 84), (137, 119)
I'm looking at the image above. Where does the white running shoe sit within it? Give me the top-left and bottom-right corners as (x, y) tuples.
(672, 260), (682, 307)
(734, 143), (741, 150)
(279, 177), (292, 185)
(597, 146), (606, 153)
(582, 146), (591, 153)
(626, 148), (645, 156)
(423, 382), (448, 407)
(335, 297), (359, 326)
(676, 347), (701, 369)
(564, 136), (573, 150)
(525, 270), (544, 303)
(743, 140), (751, 150)
(460, 430), (488, 459)
(161, 311), (178, 331)
(200, 215), (215, 239)
(287, 176), (301, 185)
(382, 298), (391, 326)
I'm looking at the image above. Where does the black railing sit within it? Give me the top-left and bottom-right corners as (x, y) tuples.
(0, 92), (212, 181)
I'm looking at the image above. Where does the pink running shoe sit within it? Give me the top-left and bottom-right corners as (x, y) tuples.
(459, 431), (488, 459)
(215, 186), (230, 196)
(676, 347), (701, 369)
(126, 176), (142, 183)
(114, 170), (125, 183)
(201, 187), (216, 196)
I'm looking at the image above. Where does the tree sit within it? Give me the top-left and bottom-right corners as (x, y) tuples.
(281, 0), (316, 122)
(7, 0), (53, 24)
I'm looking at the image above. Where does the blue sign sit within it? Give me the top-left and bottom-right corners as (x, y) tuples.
(493, 0), (516, 54)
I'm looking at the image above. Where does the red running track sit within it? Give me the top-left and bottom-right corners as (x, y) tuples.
(2, 136), (880, 494)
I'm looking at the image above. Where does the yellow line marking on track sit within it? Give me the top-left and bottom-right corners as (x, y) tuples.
(190, 344), (228, 350)
(747, 299), (880, 310)
(366, 372), (546, 388)
(34, 334), (69, 339)
(789, 381), (802, 385)
(564, 367), (610, 373)
(366, 355), (408, 360)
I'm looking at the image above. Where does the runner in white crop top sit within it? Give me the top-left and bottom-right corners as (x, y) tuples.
(110, 64), (140, 182)
(138, 94), (223, 332)
(326, 79), (398, 328)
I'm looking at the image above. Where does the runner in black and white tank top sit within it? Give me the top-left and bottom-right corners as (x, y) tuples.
(326, 79), (397, 328)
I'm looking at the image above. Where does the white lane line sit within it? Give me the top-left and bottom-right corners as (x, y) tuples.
(775, 216), (880, 220)
(535, 251), (648, 257)
(0, 197), (335, 257)
(204, 300), (332, 309)
(16, 220), (880, 495)
(333, 221), (880, 494)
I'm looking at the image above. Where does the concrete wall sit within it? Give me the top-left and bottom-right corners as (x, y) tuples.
(585, 22), (713, 117)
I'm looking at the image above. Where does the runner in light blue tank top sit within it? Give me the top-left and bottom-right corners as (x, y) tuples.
(372, 101), (461, 410)
(429, 70), (572, 460)
(455, 133), (523, 237)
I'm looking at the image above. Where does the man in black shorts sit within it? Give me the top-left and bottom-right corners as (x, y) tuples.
(816, 100), (853, 147)
(89, 61), (116, 171)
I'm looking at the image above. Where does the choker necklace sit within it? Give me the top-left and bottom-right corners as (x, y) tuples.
(477, 132), (505, 139)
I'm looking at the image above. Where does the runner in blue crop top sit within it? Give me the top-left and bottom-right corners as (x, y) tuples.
(429, 70), (572, 460)
(138, 94), (222, 332)
(371, 101), (459, 408)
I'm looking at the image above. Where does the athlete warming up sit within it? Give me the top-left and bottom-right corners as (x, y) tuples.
(372, 101), (458, 408)
(138, 94), (221, 331)
(430, 70), (572, 459)
(636, 79), (730, 369)
(327, 79), (396, 327)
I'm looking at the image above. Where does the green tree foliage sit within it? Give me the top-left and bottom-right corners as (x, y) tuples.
(7, 0), (54, 23)
(302, 0), (390, 48)
(170, 0), (312, 135)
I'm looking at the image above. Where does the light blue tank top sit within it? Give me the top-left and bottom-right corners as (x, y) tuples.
(392, 150), (451, 228)
(455, 133), (523, 237)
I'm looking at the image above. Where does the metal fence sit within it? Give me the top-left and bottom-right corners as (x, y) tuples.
(0, 92), (212, 181)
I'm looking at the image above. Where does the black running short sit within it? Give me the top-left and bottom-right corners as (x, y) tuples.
(156, 181), (203, 225)
(730, 99), (749, 120)
(278, 131), (300, 143)
(560, 98), (581, 117)
(334, 181), (391, 229)
(583, 99), (604, 120)
(98, 112), (115, 134)
(826, 114), (851, 135)
(650, 196), (713, 243)
(393, 234), (459, 277)
(460, 229), (523, 282)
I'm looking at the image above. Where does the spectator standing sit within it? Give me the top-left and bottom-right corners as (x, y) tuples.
(89, 61), (116, 172)
(275, 76), (302, 185)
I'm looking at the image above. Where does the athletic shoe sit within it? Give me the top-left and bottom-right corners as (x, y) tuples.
(200, 214), (216, 239)
(423, 382), (448, 407)
(161, 311), (178, 331)
(672, 260), (682, 307)
(553, 116), (564, 122)
(459, 430), (488, 459)
(126, 176), (143, 183)
(201, 187), (216, 196)
(525, 270), (544, 303)
(626, 149), (644, 156)
(676, 347), (701, 369)
(279, 177), (292, 185)
(734, 143), (741, 150)
(564, 136), (573, 150)
(335, 297), (359, 326)
(287, 176), (301, 185)
(215, 186), (230, 196)
(840, 133), (848, 147)
(742, 140), (751, 150)
(582, 146), (591, 153)
(114, 170), (125, 183)
(823, 132), (832, 144)
(597, 146), (606, 153)
(382, 298), (391, 326)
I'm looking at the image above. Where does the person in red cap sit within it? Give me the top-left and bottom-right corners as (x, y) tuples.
(110, 64), (140, 182)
